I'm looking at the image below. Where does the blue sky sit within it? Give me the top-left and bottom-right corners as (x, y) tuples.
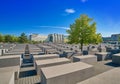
(0, 0), (120, 37)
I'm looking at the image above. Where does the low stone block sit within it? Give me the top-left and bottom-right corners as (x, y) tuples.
(36, 58), (71, 75)
(77, 68), (120, 84)
(0, 66), (19, 84)
(0, 55), (20, 68)
(95, 52), (110, 61)
(41, 62), (94, 84)
(72, 55), (97, 64)
(34, 54), (59, 60)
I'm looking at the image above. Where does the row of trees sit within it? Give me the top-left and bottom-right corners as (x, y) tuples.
(0, 33), (29, 43)
(67, 14), (102, 51)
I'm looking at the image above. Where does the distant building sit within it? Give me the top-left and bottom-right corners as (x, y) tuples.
(47, 33), (64, 43)
(102, 37), (111, 42)
(29, 34), (47, 42)
(64, 35), (69, 43)
(111, 34), (120, 41)
(102, 34), (120, 43)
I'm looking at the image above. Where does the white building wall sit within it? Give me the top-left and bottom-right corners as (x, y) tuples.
(30, 34), (47, 42)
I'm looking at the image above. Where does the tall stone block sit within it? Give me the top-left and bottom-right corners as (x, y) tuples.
(112, 53), (120, 65)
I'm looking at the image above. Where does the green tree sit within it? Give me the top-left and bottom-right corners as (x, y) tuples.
(12, 35), (19, 42)
(0, 34), (4, 42)
(67, 14), (102, 51)
(19, 33), (28, 43)
(4, 35), (14, 43)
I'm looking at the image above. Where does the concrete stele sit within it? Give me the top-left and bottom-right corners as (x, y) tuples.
(36, 58), (71, 75)
(77, 68), (120, 84)
(72, 55), (97, 64)
(34, 54), (59, 60)
(41, 62), (94, 84)
(112, 53), (120, 65)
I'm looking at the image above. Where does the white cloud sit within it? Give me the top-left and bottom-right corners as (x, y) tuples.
(36, 26), (70, 30)
(65, 9), (75, 14)
(81, 0), (87, 3)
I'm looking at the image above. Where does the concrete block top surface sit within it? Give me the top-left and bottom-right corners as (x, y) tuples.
(0, 71), (14, 84)
(63, 50), (73, 53)
(95, 52), (109, 55)
(41, 62), (93, 79)
(42, 46), (52, 49)
(113, 53), (120, 57)
(34, 54), (59, 58)
(36, 58), (70, 65)
(0, 66), (19, 72)
(77, 68), (120, 84)
(74, 55), (96, 59)
(0, 55), (20, 59)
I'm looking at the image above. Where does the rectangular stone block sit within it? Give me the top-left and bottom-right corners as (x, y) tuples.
(95, 52), (110, 61)
(0, 71), (15, 84)
(112, 53), (120, 65)
(41, 62), (94, 84)
(0, 55), (20, 68)
(77, 68), (120, 84)
(0, 66), (19, 84)
(36, 58), (71, 75)
(34, 54), (59, 60)
(0, 49), (2, 56)
(72, 55), (97, 64)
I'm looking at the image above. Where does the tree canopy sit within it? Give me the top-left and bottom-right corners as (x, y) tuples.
(0, 33), (29, 43)
(18, 33), (28, 43)
(66, 14), (102, 51)
(0, 34), (4, 42)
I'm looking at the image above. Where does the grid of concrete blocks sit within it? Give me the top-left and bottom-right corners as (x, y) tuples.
(0, 43), (120, 84)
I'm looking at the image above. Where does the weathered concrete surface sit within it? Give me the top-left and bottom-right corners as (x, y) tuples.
(0, 66), (19, 84)
(36, 58), (71, 75)
(41, 62), (94, 84)
(0, 55), (20, 68)
(95, 52), (110, 61)
(34, 54), (59, 60)
(72, 55), (97, 64)
(0, 71), (14, 84)
(77, 68), (120, 84)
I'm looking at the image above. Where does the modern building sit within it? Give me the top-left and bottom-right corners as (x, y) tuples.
(102, 37), (111, 42)
(111, 34), (120, 41)
(102, 34), (120, 43)
(29, 34), (48, 42)
(47, 33), (64, 43)
(64, 35), (69, 43)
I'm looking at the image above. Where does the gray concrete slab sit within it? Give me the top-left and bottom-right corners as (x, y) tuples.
(0, 55), (20, 68)
(36, 58), (71, 75)
(72, 55), (97, 64)
(0, 66), (19, 83)
(41, 62), (94, 84)
(112, 53), (120, 65)
(77, 68), (120, 84)
(34, 54), (59, 60)
(0, 71), (15, 84)
(95, 52), (110, 61)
